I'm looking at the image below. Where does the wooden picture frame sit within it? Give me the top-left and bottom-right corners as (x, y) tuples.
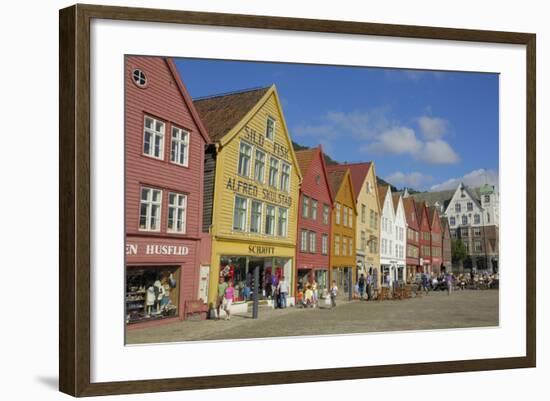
(59, 3), (536, 397)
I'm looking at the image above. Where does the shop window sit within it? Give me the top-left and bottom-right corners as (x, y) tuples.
(268, 157), (279, 188)
(143, 116), (165, 160)
(126, 266), (179, 324)
(253, 149), (266, 183)
(278, 207), (288, 237)
(139, 187), (162, 231)
(280, 162), (291, 192)
(265, 116), (276, 141)
(167, 192), (187, 233)
(233, 196), (248, 231)
(170, 126), (189, 166)
(265, 205), (276, 235)
(237, 141), (252, 177)
(250, 200), (263, 233)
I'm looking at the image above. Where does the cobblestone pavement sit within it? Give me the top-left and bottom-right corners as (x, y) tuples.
(126, 289), (499, 344)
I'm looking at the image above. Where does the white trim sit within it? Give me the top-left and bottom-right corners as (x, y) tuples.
(142, 115), (165, 160)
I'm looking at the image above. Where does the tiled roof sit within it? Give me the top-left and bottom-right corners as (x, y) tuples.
(326, 162), (372, 200)
(327, 170), (347, 199)
(294, 148), (318, 178)
(193, 86), (270, 142)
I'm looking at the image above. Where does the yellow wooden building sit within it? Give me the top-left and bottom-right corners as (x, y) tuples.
(327, 162), (381, 288)
(194, 85), (302, 310)
(326, 167), (357, 296)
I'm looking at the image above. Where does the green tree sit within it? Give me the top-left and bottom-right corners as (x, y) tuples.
(451, 239), (468, 268)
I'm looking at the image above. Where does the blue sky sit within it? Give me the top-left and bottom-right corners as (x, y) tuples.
(175, 58), (499, 192)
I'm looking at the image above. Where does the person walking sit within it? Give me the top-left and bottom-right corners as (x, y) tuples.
(421, 272), (429, 294)
(445, 272), (453, 295)
(330, 280), (338, 308)
(216, 276), (228, 320)
(358, 274), (366, 300)
(366, 272), (373, 301)
(277, 275), (290, 308)
(223, 280), (235, 320)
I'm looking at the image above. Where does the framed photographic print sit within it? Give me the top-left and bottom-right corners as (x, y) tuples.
(59, 3), (536, 397)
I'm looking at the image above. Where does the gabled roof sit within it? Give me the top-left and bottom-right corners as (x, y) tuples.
(415, 201), (429, 228)
(193, 86), (270, 142)
(295, 145), (334, 205)
(165, 58), (212, 144)
(403, 197), (419, 230)
(327, 170), (347, 199)
(326, 162), (372, 201)
(377, 185), (389, 207)
(392, 194), (401, 212)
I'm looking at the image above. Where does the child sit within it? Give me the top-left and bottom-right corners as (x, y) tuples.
(330, 280), (338, 308)
(304, 285), (314, 307)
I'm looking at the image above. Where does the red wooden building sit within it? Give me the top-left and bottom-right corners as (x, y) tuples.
(428, 206), (442, 275)
(125, 56), (212, 327)
(403, 197), (420, 282)
(416, 201), (432, 274)
(294, 146), (333, 293)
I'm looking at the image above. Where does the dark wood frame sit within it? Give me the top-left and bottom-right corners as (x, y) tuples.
(59, 3), (536, 397)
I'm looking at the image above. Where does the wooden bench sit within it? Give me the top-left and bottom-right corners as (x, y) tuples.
(184, 299), (208, 320)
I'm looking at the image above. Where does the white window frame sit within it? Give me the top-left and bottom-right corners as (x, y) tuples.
(253, 149), (266, 183)
(342, 237), (348, 256)
(302, 196), (310, 219)
(309, 231), (316, 253)
(321, 234), (329, 255)
(335, 203), (341, 225)
(237, 141), (252, 177)
(143, 116), (165, 160)
(265, 205), (276, 235)
(170, 126), (190, 167)
(265, 116), (276, 141)
(278, 207), (288, 237)
(300, 230), (309, 252)
(250, 200), (263, 233)
(334, 235), (341, 256)
(167, 192), (187, 233)
(138, 187), (162, 232)
(349, 237), (353, 256)
(280, 162), (291, 193)
(268, 157), (280, 188)
(232, 196), (248, 232)
(311, 199), (318, 221)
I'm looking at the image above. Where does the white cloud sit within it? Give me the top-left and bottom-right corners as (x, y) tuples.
(417, 140), (460, 164)
(430, 168), (499, 191)
(385, 171), (433, 188)
(417, 116), (448, 140)
(361, 126), (422, 155)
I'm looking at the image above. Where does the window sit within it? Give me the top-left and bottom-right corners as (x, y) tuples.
(461, 228), (469, 237)
(348, 208), (353, 228)
(464, 242), (469, 252)
(369, 238), (377, 254)
(254, 149), (266, 183)
(309, 232), (316, 253)
(374, 212), (378, 229)
(450, 216), (456, 226)
(265, 116), (276, 141)
(455, 203), (461, 213)
(342, 237), (348, 256)
(238, 142), (252, 177)
(250, 200), (262, 233)
(265, 205), (276, 235)
(167, 192), (187, 233)
(366, 181), (373, 194)
(300, 230), (308, 252)
(278, 207), (288, 237)
(321, 234), (328, 255)
(474, 214), (481, 224)
(343, 207), (348, 227)
(349, 237), (353, 256)
(280, 163), (291, 192)
(484, 195), (490, 203)
(334, 235), (341, 256)
(451, 230), (457, 239)
(487, 212), (491, 223)
(389, 240), (393, 255)
(474, 227), (482, 237)
(170, 126), (189, 166)
(302, 196), (310, 218)
(467, 202), (473, 211)
(335, 203), (341, 225)
(139, 187), (162, 231)
(361, 204), (366, 223)
(323, 204), (330, 224)
(233, 196), (248, 231)
(474, 240), (483, 252)
(462, 215), (468, 225)
(311, 200), (318, 221)
(315, 175), (321, 185)
(268, 157), (279, 187)
(132, 69), (147, 87)
(361, 231), (366, 249)
(396, 244), (399, 258)
(370, 209), (375, 228)
(143, 116), (165, 159)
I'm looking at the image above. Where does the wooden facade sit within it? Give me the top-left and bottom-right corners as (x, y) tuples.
(416, 201), (432, 274)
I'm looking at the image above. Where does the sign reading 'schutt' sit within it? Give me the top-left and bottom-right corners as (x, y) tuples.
(194, 84), (302, 307)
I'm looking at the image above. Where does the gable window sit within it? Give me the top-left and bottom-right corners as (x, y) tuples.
(467, 202), (473, 211)
(455, 203), (461, 213)
(302, 196), (310, 219)
(278, 207), (288, 237)
(343, 207), (348, 227)
(323, 204), (330, 224)
(143, 116), (165, 159)
(484, 195), (490, 203)
(139, 187), (162, 231)
(167, 192), (187, 233)
(300, 230), (308, 252)
(474, 214), (481, 224)
(311, 200), (318, 221)
(268, 157), (279, 188)
(315, 175), (321, 185)
(335, 203), (341, 225)
(254, 149), (266, 183)
(265, 205), (276, 235)
(233, 196), (248, 231)
(265, 116), (276, 141)
(450, 216), (456, 226)
(170, 126), (189, 166)
(237, 142), (252, 177)
(462, 215), (468, 225)
(309, 231), (316, 253)
(280, 162), (291, 192)
(250, 200), (262, 233)
(132, 69), (147, 87)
